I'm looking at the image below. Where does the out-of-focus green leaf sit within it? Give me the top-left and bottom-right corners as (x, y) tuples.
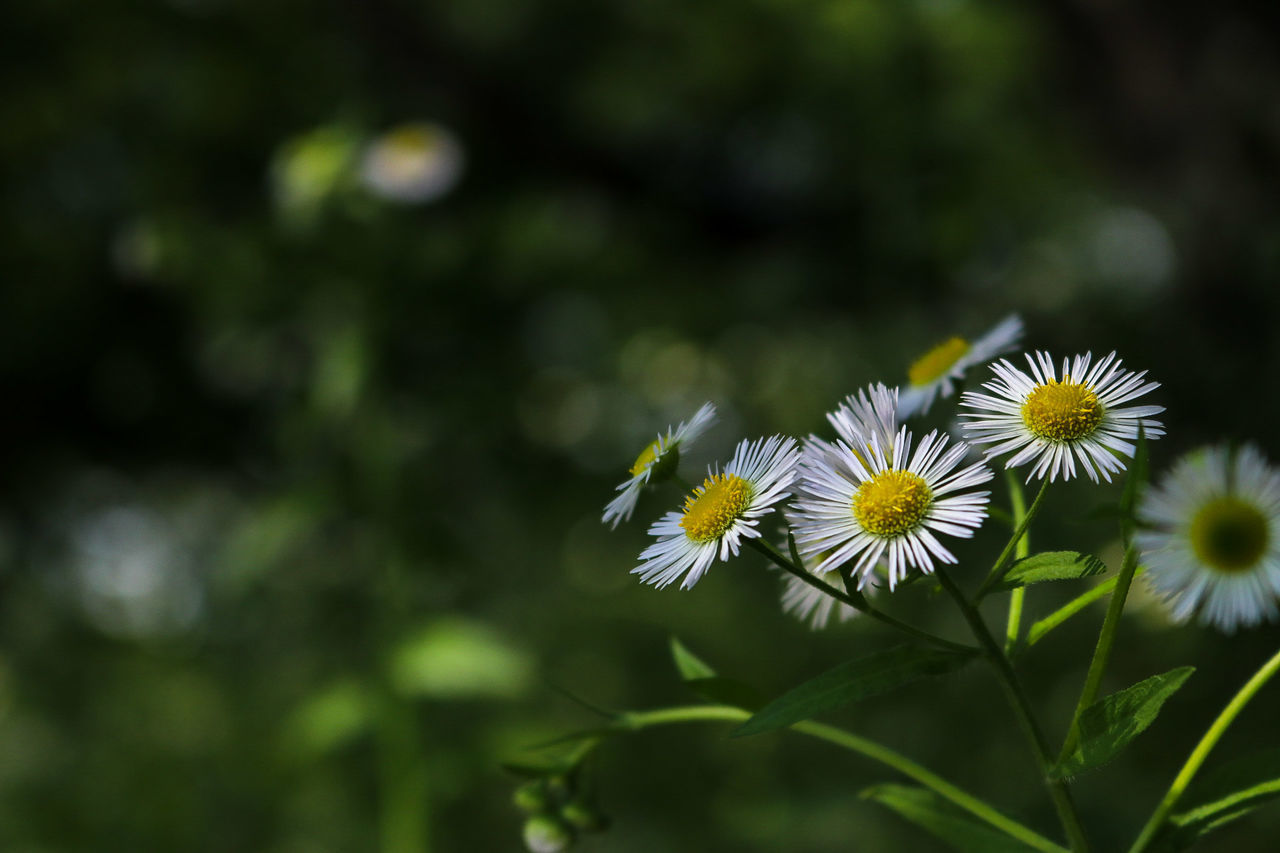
(388, 618), (534, 700)
(732, 645), (976, 738)
(1053, 667), (1194, 779)
(861, 785), (1039, 853)
(1148, 747), (1280, 849)
(988, 551), (1107, 593)
(502, 732), (603, 779)
(670, 636), (716, 680)
(282, 678), (372, 760)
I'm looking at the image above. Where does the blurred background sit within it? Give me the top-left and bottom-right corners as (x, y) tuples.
(4, 0), (1280, 850)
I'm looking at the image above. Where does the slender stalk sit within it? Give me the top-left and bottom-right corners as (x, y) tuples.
(620, 704), (1069, 853)
(746, 539), (975, 655)
(935, 565), (1091, 852)
(1057, 546), (1140, 761)
(1005, 470), (1031, 653)
(1026, 565), (1148, 647)
(978, 478), (1051, 597)
(1128, 646), (1280, 853)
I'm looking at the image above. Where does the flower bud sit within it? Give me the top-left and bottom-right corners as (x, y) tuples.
(523, 814), (575, 853)
(560, 799), (609, 833)
(513, 781), (548, 814)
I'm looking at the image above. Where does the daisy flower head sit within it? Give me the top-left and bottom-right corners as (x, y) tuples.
(778, 567), (865, 629)
(960, 351), (1165, 483)
(791, 426), (993, 590)
(1137, 445), (1280, 633)
(828, 383), (900, 452)
(602, 402), (717, 529)
(633, 436), (801, 589)
(898, 314), (1023, 419)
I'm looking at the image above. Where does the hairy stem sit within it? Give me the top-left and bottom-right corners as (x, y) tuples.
(935, 565), (1091, 852)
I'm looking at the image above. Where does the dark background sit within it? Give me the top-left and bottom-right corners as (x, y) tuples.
(4, 0), (1280, 850)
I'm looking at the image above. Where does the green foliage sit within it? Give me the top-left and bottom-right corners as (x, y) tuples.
(861, 785), (1041, 853)
(988, 551), (1108, 593)
(732, 645), (976, 738)
(1053, 668), (1195, 780)
(1152, 748), (1280, 850)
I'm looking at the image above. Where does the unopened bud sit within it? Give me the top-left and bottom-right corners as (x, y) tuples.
(523, 814), (575, 853)
(560, 800), (609, 833)
(513, 781), (548, 814)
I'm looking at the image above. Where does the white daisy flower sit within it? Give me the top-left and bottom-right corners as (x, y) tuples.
(898, 314), (1023, 418)
(602, 402), (717, 529)
(633, 436), (801, 589)
(791, 426), (993, 590)
(360, 122), (464, 204)
(960, 351), (1165, 483)
(779, 567), (865, 629)
(1138, 445), (1280, 632)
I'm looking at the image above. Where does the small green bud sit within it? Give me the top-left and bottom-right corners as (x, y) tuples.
(560, 800), (609, 833)
(513, 782), (548, 814)
(523, 814), (575, 853)
(545, 773), (574, 800)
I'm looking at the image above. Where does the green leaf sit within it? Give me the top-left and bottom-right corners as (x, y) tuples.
(989, 551), (1107, 593)
(1157, 747), (1280, 848)
(1053, 667), (1195, 779)
(387, 618), (534, 700)
(861, 785), (1039, 853)
(731, 645), (976, 738)
(502, 732), (604, 779)
(670, 636), (716, 680)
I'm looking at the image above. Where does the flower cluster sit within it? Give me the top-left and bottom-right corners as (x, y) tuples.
(598, 316), (1280, 635)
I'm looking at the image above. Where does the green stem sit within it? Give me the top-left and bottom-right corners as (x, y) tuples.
(1057, 546), (1140, 762)
(746, 539), (975, 655)
(377, 691), (431, 853)
(935, 565), (1091, 852)
(619, 704), (1069, 853)
(1026, 566), (1148, 647)
(1005, 470), (1031, 654)
(1128, 646), (1280, 853)
(978, 478), (1051, 598)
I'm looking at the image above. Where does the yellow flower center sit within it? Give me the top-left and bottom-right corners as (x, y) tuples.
(1189, 497), (1270, 574)
(908, 337), (970, 386)
(679, 473), (753, 542)
(1020, 378), (1103, 442)
(629, 440), (662, 477)
(853, 470), (933, 537)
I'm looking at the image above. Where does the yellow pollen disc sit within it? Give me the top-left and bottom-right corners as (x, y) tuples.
(630, 440), (662, 477)
(679, 473), (753, 542)
(908, 337), (970, 386)
(1020, 378), (1103, 442)
(853, 470), (933, 537)
(1189, 497), (1269, 574)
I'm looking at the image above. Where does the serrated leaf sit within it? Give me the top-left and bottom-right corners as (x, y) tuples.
(861, 785), (1039, 853)
(1159, 747), (1280, 846)
(684, 677), (765, 710)
(670, 636), (716, 681)
(731, 645), (976, 738)
(1053, 667), (1194, 779)
(990, 551), (1107, 593)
